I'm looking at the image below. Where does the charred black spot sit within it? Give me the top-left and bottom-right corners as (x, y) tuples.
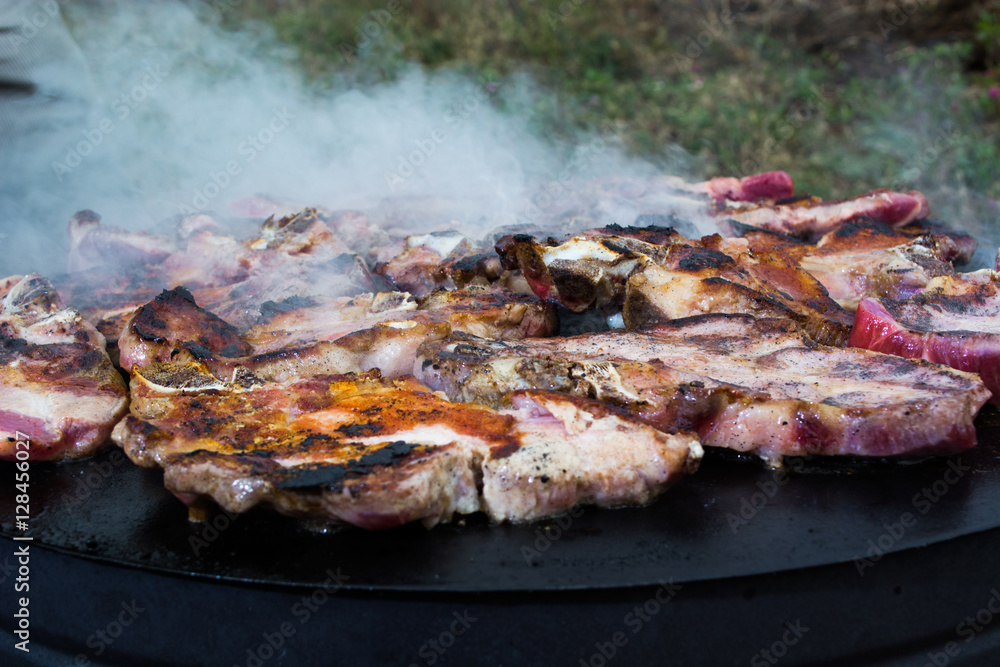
(832, 217), (895, 238)
(632, 214), (698, 239)
(675, 247), (735, 271)
(336, 423), (384, 437)
(448, 253), (492, 272)
(512, 234), (534, 243)
(276, 440), (420, 490)
(600, 240), (632, 255)
(220, 344), (247, 358)
(183, 342), (213, 359)
(78, 349), (103, 370)
(260, 296), (316, 319)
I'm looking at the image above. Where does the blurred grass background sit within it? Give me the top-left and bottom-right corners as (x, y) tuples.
(224, 0), (998, 213)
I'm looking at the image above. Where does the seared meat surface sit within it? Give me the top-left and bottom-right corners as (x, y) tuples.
(623, 238), (854, 346)
(496, 227), (853, 344)
(416, 315), (989, 465)
(718, 189), (929, 241)
(112, 362), (701, 527)
(850, 273), (1000, 405)
(0, 274), (128, 461)
(61, 208), (380, 332)
(118, 285), (557, 381)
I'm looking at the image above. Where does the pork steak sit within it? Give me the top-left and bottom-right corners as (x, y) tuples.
(0, 274), (129, 461)
(111, 362), (701, 528)
(416, 314), (989, 465)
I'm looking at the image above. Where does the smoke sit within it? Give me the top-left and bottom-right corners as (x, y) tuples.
(0, 0), (694, 276)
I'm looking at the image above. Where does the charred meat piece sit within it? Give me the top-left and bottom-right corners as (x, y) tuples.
(190, 209), (379, 330)
(794, 219), (960, 311)
(112, 363), (701, 528)
(497, 228), (853, 344)
(416, 315), (989, 465)
(60, 209), (379, 334)
(718, 189), (930, 241)
(850, 273), (1000, 405)
(67, 210), (178, 273)
(0, 274), (128, 461)
(623, 239), (854, 346)
(117, 286), (252, 372)
(658, 170), (795, 203)
(494, 231), (674, 312)
(374, 231), (481, 296)
(119, 285), (557, 382)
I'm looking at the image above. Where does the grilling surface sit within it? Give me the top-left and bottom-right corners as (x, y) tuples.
(3, 407), (999, 592)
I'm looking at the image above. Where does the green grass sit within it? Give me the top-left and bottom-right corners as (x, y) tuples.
(228, 0), (1000, 207)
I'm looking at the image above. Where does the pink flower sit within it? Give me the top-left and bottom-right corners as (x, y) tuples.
(990, 86), (999, 100)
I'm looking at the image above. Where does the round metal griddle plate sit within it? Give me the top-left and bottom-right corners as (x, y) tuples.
(3, 409), (1000, 592)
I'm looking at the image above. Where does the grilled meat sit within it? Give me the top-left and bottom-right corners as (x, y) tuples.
(60, 208), (380, 333)
(850, 273), (1000, 405)
(68, 210), (178, 273)
(0, 274), (128, 461)
(117, 286), (253, 372)
(724, 217), (968, 312)
(494, 229), (675, 312)
(118, 284), (557, 382)
(416, 315), (989, 465)
(623, 238), (854, 345)
(496, 227), (853, 344)
(718, 189), (930, 241)
(659, 170), (795, 203)
(112, 362), (701, 528)
(795, 219), (960, 311)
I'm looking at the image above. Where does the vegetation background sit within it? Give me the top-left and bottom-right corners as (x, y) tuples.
(219, 0), (999, 229)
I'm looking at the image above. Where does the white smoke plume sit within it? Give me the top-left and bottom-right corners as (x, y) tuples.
(0, 0), (691, 276)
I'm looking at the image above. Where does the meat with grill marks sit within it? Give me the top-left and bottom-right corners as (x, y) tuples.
(0, 274), (128, 461)
(850, 273), (1000, 405)
(61, 208), (380, 333)
(415, 315), (989, 465)
(118, 284), (557, 381)
(622, 238), (854, 346)
(495, 227), (853, 344)
(111, 362), (702, 528)
(717, 189), (930, 241)
(719, 217), (971, 312)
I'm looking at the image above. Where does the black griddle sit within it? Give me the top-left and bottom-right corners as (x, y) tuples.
(3, 410), (1000, 665)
